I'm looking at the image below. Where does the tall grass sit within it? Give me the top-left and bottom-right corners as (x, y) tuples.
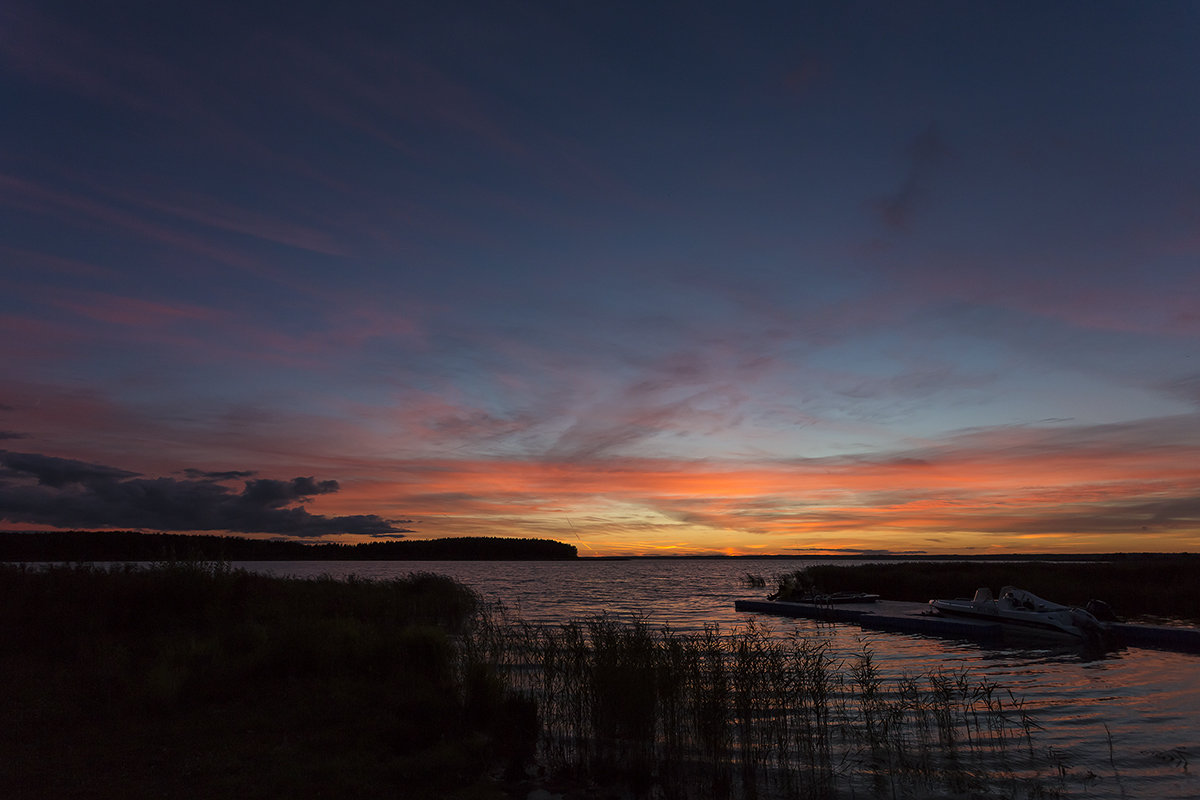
(468, 610), (1058, 799)
(0, 562), (517, 798)
(1, 562), (1066, 798)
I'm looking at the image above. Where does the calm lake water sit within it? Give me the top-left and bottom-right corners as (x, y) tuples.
(237, 558), (1200, 800)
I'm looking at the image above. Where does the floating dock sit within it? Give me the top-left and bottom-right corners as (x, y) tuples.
(1106, 621), (1200, 652)
(734, 598), (1200, 653)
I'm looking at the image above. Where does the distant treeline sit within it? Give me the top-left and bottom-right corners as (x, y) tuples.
(0, 531), (578, 561)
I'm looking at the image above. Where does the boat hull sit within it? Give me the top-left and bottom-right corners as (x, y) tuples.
(929, 600), (1090, 639)
(928, 586), (1110, 643)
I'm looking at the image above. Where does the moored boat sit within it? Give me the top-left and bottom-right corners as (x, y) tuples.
(929, 586), (1110, 643)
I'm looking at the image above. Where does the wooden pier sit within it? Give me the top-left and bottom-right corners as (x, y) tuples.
(734, 598), (1200, 653)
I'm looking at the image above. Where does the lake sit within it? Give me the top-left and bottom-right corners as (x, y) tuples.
(237, 557), (1200, 799)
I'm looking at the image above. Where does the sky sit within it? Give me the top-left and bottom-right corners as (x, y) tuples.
(2, 1), (1198, 556)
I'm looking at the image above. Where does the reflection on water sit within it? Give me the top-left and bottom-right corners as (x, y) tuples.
(239, 558), (1200, 799)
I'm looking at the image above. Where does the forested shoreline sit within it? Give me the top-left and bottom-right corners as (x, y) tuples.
(0, 531), (577, 562)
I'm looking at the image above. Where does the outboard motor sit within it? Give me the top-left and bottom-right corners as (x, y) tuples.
(1071, 606), (1120, 650)
(1086, 598), (1119, 622)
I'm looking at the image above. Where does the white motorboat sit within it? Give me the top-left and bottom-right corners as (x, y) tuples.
(929, 586), (1107, 641)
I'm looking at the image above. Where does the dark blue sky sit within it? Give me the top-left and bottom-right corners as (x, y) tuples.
(2, 1), (1198, 554)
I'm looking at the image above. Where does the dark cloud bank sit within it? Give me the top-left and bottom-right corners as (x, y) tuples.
(0, 450), (405, 537)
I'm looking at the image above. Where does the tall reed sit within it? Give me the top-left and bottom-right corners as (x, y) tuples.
(470, 611), (1054, 799)
(2, 563), (1066, 798)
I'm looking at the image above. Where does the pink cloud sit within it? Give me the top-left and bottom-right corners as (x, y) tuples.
(0, 314), (86, 364)
(0, 245), (117, 280)
(5, 373), (1199, 553)
(0, 173), (276, 278)
(97, 183), (349, 257)
(48, 291), (223, 329)
(42, 291), (423, 374)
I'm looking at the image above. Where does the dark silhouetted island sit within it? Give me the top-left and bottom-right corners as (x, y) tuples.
(0, 531), (578, 561)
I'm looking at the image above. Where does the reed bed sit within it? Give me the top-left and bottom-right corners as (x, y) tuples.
(774, 558), (1200, 622)
(463, 610), (1059, 799)
(0, 562), (511, 798)
(2, 562), (1066, 798)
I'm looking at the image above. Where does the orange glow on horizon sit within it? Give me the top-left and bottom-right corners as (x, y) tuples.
(295, 441), (1200, 556)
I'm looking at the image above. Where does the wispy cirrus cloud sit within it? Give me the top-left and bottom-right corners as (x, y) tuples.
(1, 2), (642, 241)
(307, 412), (1200, 551)
(0, 245), (117, 281)
(5, 395), (1196, 553)
(1159, 374), (1200, 408)
(10, 277), (426, 378)
(97, 181), (350, 257)
(48, 290), (222, 330)
(0, 173), (273, 277)
(874, 125), (950, 232)
(3, 1), (1196, 557)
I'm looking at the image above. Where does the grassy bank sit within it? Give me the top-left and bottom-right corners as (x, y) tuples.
(771, 556), (1200, 621)
(2, 562), (1068, 799)
(0, 563), (523, 799)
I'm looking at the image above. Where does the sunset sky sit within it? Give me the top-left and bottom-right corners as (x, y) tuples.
(3, 1), (1198, 555)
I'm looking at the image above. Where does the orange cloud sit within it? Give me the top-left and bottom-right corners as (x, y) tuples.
(302, 423), (1200, 554)
(7, 373), (1198, 556)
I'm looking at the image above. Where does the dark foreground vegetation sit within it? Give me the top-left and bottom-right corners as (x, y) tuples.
(2, 563), (1070, 799)
(773, 555), (1200, 622)
(0, 530), (577, 561)
(0, 563), (523, 799)
(474, 613), (1066, 799)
